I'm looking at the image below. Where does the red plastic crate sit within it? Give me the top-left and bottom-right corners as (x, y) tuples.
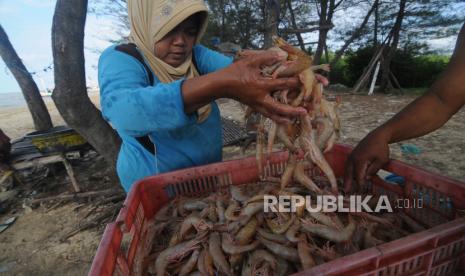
(89, 144), (465, 276)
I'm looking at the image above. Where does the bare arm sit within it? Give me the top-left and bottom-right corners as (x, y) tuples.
(376, 23), (465, 143)
(344, 23), (465, 190)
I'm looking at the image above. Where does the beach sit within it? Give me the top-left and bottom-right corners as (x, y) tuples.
(0, 92), (101, 140)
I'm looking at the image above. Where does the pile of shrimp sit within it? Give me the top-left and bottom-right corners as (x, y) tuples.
(245, 36), (342, 195)
(143, 182), (423, 275)
(142, 38), (424, 275)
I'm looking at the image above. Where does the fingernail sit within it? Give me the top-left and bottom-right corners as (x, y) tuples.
(297, 107), (307, 114)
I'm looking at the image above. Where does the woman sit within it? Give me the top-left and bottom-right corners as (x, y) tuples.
(98, 0), (305, 191)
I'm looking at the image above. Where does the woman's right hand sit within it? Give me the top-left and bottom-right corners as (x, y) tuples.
(221, 50), (307, 124)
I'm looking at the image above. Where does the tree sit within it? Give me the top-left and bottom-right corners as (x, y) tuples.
(52, 0), (121, 169)
(264, 0), (280, 48)
(0, 25), (53, 131)
(378, 0), (406, 92)
(313, 0), (341, 65)
(330, 0), (378, 67)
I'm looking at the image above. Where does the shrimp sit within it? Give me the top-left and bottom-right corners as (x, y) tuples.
(267, 121), (278, 154)
(154, 203), (175, 222)
(155, 233), (206, 276)
(235, 217), (258, 244)
(311, 64), (330, 72)
(257, 236), (299, 262)
(182, 199), (209, 212)
(249, 249), (278, 270)
(224, 200), (241, 221)
(276, 124), (298, 152)
(221, 233), (260, 254)
(208, 232), (233, 276)
(274, 257), (290, 276)
(179, 214), (212, 239)
(308, 211), (344, 230)
(216, 201), (226, 223)
(196, 248), (207, 276)
(324, 131), (337, 153)
(266, 215), (295, 234)
(238, 202), (263, 226)
(300, 69), (316, 101)
(179, 250), (200, 276)
(363, 222), (384, 249)
(310, 241), (341, 261)
(207, 204), (217, 223)
(285, 220), (301, 243)
(280, 154), (297, 189)
(204, 246), (215, 276)
(301, 215), (356, 243)
(299, 114), (338, 193)
(297, 234), (316, 270)
(256, 228), (289, 244)
(230, 185), (249, 203)
(256, 116), (266, 177)
(314, 116), (334, 151)
(293, 161), (323, 194)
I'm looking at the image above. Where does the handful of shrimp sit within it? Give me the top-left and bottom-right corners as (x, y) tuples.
(245, 36), (342, 194)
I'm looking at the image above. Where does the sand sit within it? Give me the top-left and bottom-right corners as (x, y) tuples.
(0, 92), (101, 140)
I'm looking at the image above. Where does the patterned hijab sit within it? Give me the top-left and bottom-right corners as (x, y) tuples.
(127, 0), (211, 122)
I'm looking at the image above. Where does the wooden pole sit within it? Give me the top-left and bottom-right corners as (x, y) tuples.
(368, 61), (381, 95)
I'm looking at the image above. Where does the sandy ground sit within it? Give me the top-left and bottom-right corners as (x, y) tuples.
(0, 91), (464, 275)
(0, 92), (101, 140)
(218, 93), (465, 181)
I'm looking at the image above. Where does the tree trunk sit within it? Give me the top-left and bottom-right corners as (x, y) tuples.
(220, 0), (225, 41)
(379, 0), (406, 92)
(330, 0), (377, 67)
(0, 25), (53, 131)
(314, 0), (337, 64)
(286, 0), (306, 51)
(374, 0), (379, 47)
(314, 0), (328, 64)
(264, 0), (280, 48)
(51, 0), (121, 169)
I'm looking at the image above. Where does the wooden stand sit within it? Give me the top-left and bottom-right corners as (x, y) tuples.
(11, 153), (80, 192)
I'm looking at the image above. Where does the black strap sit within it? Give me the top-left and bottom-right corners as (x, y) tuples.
(115, 43), (156, 154)
(116, 43), (154, 86)
(114, 43), (200, 156)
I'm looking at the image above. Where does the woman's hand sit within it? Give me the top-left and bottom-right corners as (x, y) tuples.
(343, 129), (390, 193)
(221, 50), (306, 124)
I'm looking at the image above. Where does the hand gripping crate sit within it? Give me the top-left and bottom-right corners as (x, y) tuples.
(89, 144), (465, 276)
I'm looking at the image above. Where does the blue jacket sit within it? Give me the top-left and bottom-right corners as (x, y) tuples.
(98, 44), (233, 191)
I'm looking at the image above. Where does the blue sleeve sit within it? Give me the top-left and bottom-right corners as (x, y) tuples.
(98, 46), (197, 136)
(193, 45), (233, 75)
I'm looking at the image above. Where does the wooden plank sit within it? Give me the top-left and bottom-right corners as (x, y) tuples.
(11, 154), (63, 170)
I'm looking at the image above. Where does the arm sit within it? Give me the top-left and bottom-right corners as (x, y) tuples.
(182, 50), (306, 123)
(99, 47), (198, 136)
(344, 23), (465, 190)
(99, 46), (305, 136)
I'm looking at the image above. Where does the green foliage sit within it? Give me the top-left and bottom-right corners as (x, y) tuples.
(330, 46), (450, 89)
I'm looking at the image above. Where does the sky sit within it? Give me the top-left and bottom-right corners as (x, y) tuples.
(0, 1), (460, 94)
(0, 0), (119, 94)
